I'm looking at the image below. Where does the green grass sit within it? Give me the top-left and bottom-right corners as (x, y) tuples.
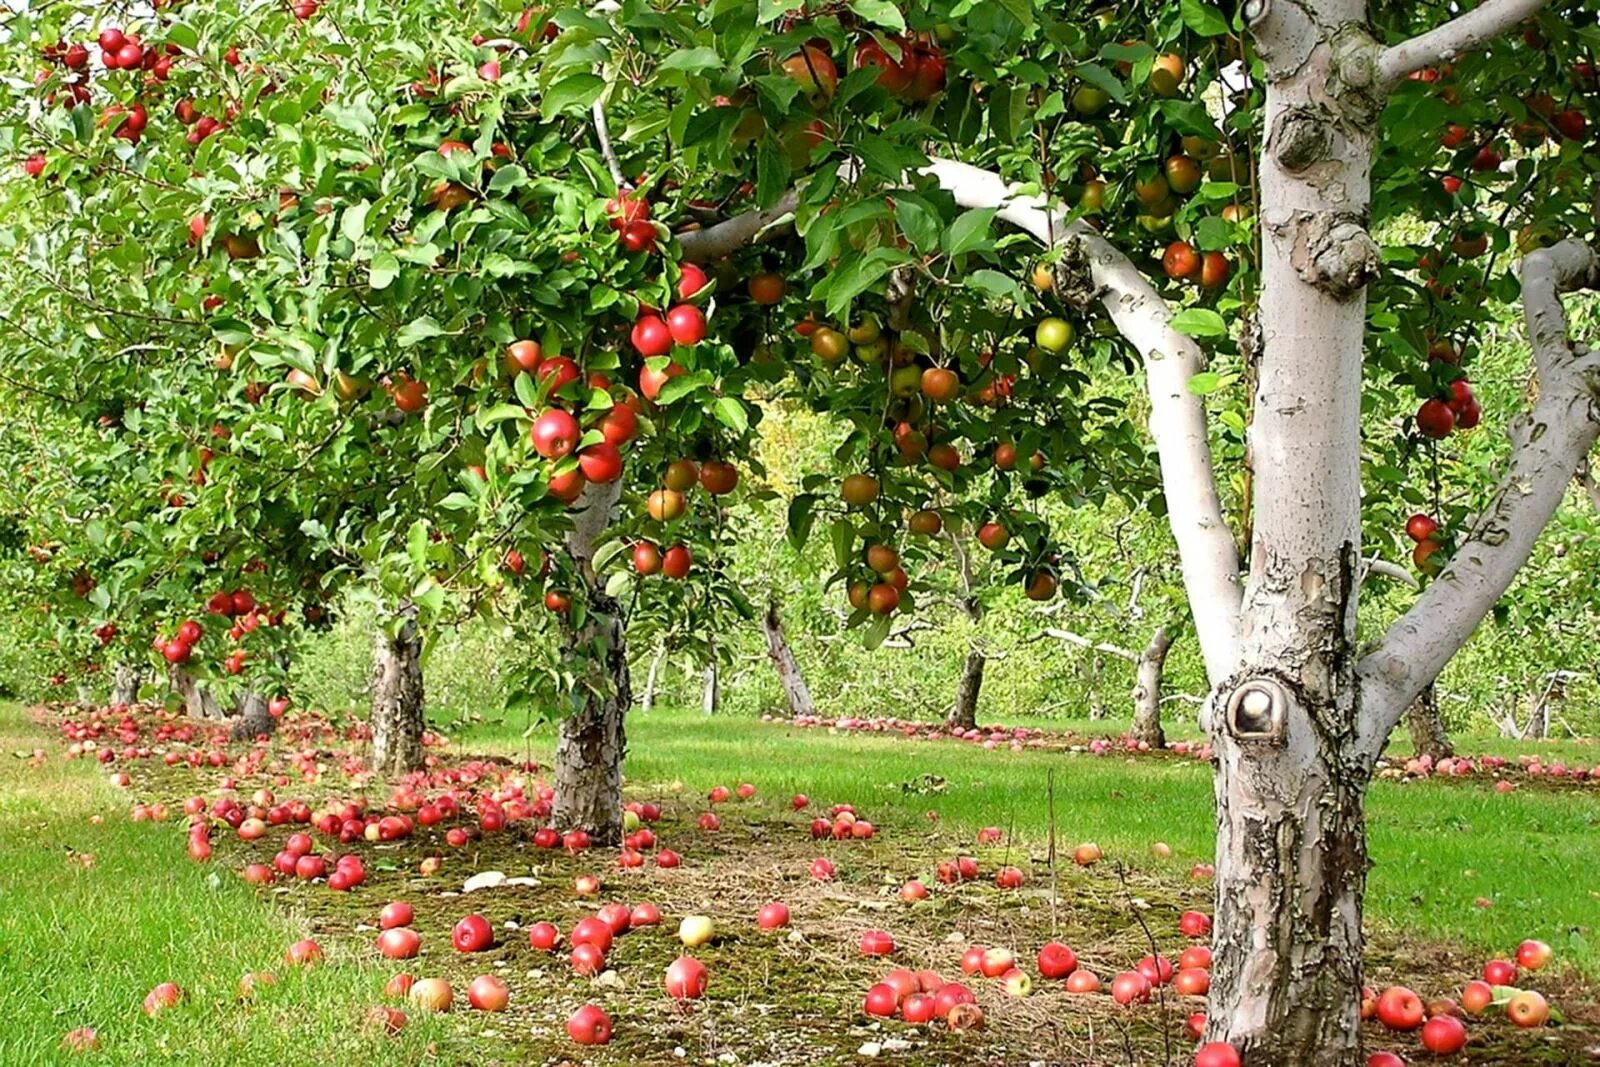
(455, 707), (1600, 980)
(0, 704), (445, 1066)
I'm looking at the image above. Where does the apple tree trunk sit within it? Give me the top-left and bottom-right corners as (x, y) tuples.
(110, 662), (142, 706)
(553, 481), (630, 845)
(169, 664), (222, 720)
(1129, 626), (1172, 748)
(946, 648), (985, 731)
(370, 610), (425, 777)
(229, 689), (276, 741)
(762, 597), (815, 718)
(1404, 683), (1452, 762)
(701, 635), (719, 715)
(641, 639), (665, 712)
(1206, 7), (1379, 1062)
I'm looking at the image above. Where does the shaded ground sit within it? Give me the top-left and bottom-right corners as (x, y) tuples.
(24, 701), (1598, 1066)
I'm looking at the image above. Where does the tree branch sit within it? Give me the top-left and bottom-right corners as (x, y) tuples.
(1376, 0), (1551, 86)
(1357, 238), (1600, 757)
(916, 159), (1243, 683)
(1360, 557), (1420, 591)
(1041, 628), (1138, 663)
(676, 188), (800, 263)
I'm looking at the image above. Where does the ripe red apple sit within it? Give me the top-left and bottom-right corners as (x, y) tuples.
(377, 927), (421, 959)
(1111, 970), (1152, 1005)
(1179, 945), (1213, 971)
(1037, 942), (1078, 980)
(665, 955), (709, 999)
(979, 947), (1016, 978)
(757, 902), (790, 929)
(1420, 1014), (1466, 1054)
(528, 922), (561, 951)
(1460, 979), (1493, 1014)
(142, 982), (183, 1015)
(1417, 398), (1456, 439)
(629, 902), (662, 928)
(1376, 986), (1425, 1031)
(596, 902), (631, 935)
(566, 1003), (612, 1045)
(1179, 910), (1211, 938)
(531, 408), (580, 459)
(809, 857), (835, 880)
(570, 942), (606, 976)
(578, 442), (624, 484)
(864, 981), (899, 1017)
(1516, 939), (1552, 971)
(1136, 954), (1174, 986)
(467, 974), (509, 1012)
(631, 314), (673, 357)
(900, 879), (929, 901)
(1483, 959), (1517, 986)
(1074, 842), (1102, 866)
(1174, 967), (1210, 996)
(932, 982), (975, 1019)
(571, 916), (614, 953)
(286, 938), (322, 966)
(665, 304), (706, 346)
(860, 930), (895, 956)
(901, 992), (935, 1024)
(379, 901), (414, 930)
(452, 914), (494, 953)
(655, 848), (681, 868)
(1066, 968), (1101, 993)
(1193, 1043), (1242, 1067)
(1506, 989), (1549, 1027)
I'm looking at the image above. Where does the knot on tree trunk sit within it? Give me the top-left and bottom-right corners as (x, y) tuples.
(1269, 107), (1332, 173)
(1285, 212), (1379, 300)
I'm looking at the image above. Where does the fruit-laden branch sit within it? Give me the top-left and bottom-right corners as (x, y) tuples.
(1358, 238), (1600, 757)
(917, 159), (1243, 683)
(1376, 0), (1552, 86)
(587, 0), (626, 189)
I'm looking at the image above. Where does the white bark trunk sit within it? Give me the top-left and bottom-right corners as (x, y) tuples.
(169, 664), (222, 720)
(701, 648), (719, 716)
(370, 608), (425, 776)
(641, 638), (665, 712)
(110, 662), (142, 706)
(553, 480), (630, 844)
(762, 599), (815, 718)
(1129, 627), (1173, 748)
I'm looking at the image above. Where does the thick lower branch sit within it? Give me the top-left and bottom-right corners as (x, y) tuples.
(1377, 0), (1553, 86)
(1358, 239), (1600, 756)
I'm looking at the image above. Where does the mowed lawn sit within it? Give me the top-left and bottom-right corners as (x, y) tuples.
(458, 707), (1600, 980)
(0, 704), (447, 1066)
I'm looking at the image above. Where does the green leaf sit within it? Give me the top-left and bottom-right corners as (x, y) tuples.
(1187, 371), (1236, 395)
(488, 165), (528, 194)
(397, 317), (446, 347)
(1169, 308), (1228, 338)
(1074, 63), (1127, 104)
(862, 613), (891, 650)
(830, 517), (854, 571)
(756, 139), (788, 210)
(543, 74), (605, 116)
(367, 252), (399, 290)
(659, 47), (722, 74)
(712, 396), (749, 433)
(849, 0), (906, 31)
(893, 194), (941, 254)
(942, 208), (996, 256)
(787, 493), (817, 549)
(1180, 0), (1230, 36)
(965, 269), (1026, 303)
(341, 201), (371, 243)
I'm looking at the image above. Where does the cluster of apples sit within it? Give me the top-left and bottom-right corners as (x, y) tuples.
(1361, 939), (1555, 1061)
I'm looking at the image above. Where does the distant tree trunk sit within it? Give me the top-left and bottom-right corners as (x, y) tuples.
(763, 598), (815, 718)
(229, 689), (276, 741)
(1130, 626), (1173, 748)
(370, 608), (425, 776)
(111, 662), (142, 706)
(946, 648), (985, 731)
(701, 643), (719, 716)
(1403, 683), (1452, 761)
(641, 639), (665, 712)
(553, 481), (630, 844)
(1086, 654), (1107, 720)
(169, 664), (222, 720)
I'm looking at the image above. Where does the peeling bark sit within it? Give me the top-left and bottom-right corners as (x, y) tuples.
(370, 609), (425, 777)
(763, 599), (815, 718)
(110, 662), (142, 706)
(1130, 627), (1173, 748)
(1404, 684), (1453, 762)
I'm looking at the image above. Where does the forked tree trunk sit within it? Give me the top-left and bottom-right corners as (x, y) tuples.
(946, 648), (985, 731)
(1129, 627), (1172, 748)
(553, 481), (630, 844)
(1207, 9), (1378, 1062)
(169, 664), (222, 720)
(762, 598), (815, 717)
(370, 609), (425, 777)
(229, 689), (276, 741)
(110, 662), (142, 706)
(1404, 683), (1452, 761)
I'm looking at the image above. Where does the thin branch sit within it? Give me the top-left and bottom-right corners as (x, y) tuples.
(1041, 628), (1138, 664)
(1360, 556), (1421, 591)
(1357, 237), (1600, 758)
(1376, 0), (1552, 86)
(592, 98), (627, 190)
